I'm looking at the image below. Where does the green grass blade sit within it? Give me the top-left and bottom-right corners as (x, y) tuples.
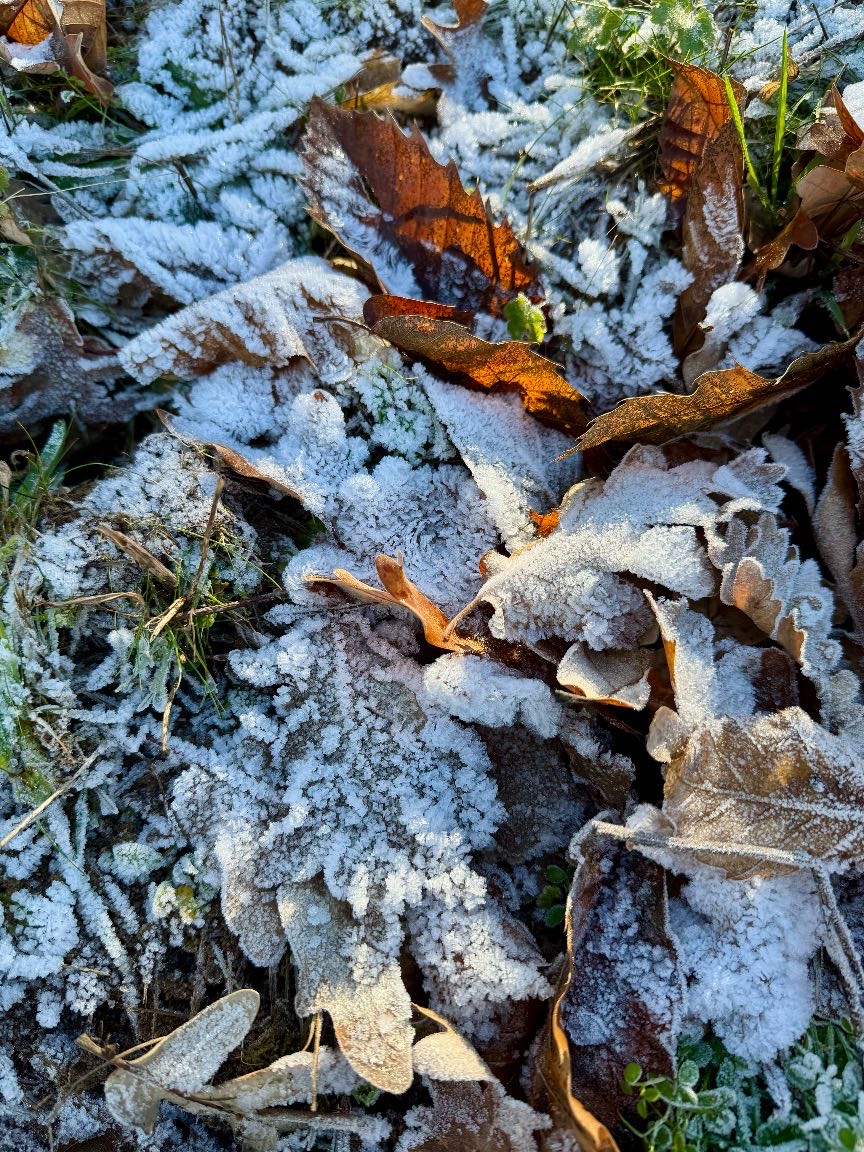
(723, 73), (769, 211)
(771, 30), (789, 204)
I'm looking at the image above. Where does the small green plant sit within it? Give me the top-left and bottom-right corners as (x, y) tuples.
(537, 863), (573, 927)
(623, 1019), (864, 1152)
(0, 421), (68, 573)
(503, 294), (547, 343)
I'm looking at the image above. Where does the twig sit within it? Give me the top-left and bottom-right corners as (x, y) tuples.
(1, 752), (97, 851)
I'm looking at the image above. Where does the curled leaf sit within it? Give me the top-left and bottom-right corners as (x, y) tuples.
(411, 1005), (491, 1082)
(659, 61), (744, 202)
(367, 311), (587, 435)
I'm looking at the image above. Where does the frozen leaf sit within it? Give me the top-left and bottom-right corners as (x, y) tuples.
(401, 1080), (549, 1152)
(659, 62), (744, 201)
(423, 653), (563, 738)
(364, 293), (472, 327)
(299, 98), (540, 313)
(556, 646), (652, 710)
(277, 879), (414, 1094)
(659, 708), (864, 876)
(411, 1006), (490, 1082)
(103, 990), (260, 1133)
(575, 336), (859, 451)
(674, 121), (744, 357)
(195, 1047), (356, 1111)
(0, 295), (127, 439)
(366, 312), (587, 436)
(308, 553), (482, 653)
(550, 833), (682, 1129)
(120, 257), (368, 385)
(796, 164), (864, 240)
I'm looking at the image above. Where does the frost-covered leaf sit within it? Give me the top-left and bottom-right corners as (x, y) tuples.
(411, 1005), (490, 1082)
(659, 708), (864, 876)
(658, 62), (744, 202)
(556, 646), (652, 710)
(0, 296), (127, 439)
(299, 98), (540, 312)
(815, 443), (864, 635)
(104, 990), (260, 1133)
(575, 337), (859, 450)
(195, 1046), (356, 1111)
(366, 312), (588, 436)
(552, 832), (682, 1128)
(400, 1079), (549, 1152)
(674, 121), (744, 358)
(277, 879), (414, 1094)
(120, 257), (368, 384)
(423, 653), (562, 738)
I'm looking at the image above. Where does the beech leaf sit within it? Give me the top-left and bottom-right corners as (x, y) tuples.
(299, 97), (541, 314)
(574, 336), (859, 451)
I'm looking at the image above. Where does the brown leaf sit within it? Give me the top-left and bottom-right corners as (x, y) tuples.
(2, 0), (110, 100)
(404, 1080), (546, 1152)
(308, 553), (483, 653)
(752, 204), (819, 288)
(673, 120), (744, 358)
(797, 164), (864, 240)
(833, 85), (864, 150)
(367, 312), (588, 435)
(659, 61), (744, 202)
(540, 834), (681, 1131)
(299, 97), (541, 314)
(557, 646), (652, 710)
(574, 335), (859, 451)
(529, 507), (559, 537)
(95, 524), (177, 590)
(364, 292), (472, 327)
(815, 444), (864, 634)
(661, 708), (864, 877)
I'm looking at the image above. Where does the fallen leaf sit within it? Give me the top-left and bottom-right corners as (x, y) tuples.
(364, 292), (473, 327)
(752, 204), (819, 287)
(308, 553), (483, 653)
(529, 507), (559, 537)
(2, 0), (110, 101)
(103, 990), (260, 1133)
(366, 312), (588, 435)
(542, 832), (681, 1131)
(797, 164), (864, 240)
(659, 708), (864, 876)
(658, 61), (744, 202)
(833, 84), (864, 150)
(403, 1080), (549, 1152)
(421, 0), (486, 47)
(299, 97), (541, 314)
(339, 52), (438, 116)
(673, 120), (745, 357)
(411, 1005), (491, 1082)
(574, 335), (859, 451)
(556, 646), (652, 710)
(815, 443), (864, 635)
(277, 878), (415, 1093)
(95, 524), (177, 590)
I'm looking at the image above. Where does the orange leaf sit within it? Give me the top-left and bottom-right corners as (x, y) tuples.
(574, 336), (859, 451)
(307, 554), (482, 653)
(658, 61), (744, 202)
(365, 311), (588, 435)
(832, 85), (864, 149)
(300, 97), (541, 314)
(364, 293), (472, 327)
(528, 507), (559, 537)
(752, 204), (818, 287)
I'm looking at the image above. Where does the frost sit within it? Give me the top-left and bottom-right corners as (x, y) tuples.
(423, 653), (563, 739)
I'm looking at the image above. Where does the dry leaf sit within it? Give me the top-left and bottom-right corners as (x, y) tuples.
(308, 553), (483, 653)
(574, 336), (858, 450)
(403, 1080), (548, 1152)
(366, 312), (587, 435)
(411, 1006), (491, 1082)
(364, 292), (473, 326)
(299, 97), (541, 314)
(277, 879), (414, 1093)
(752, 204), (819, 288)
(660, 708), (864, 877)
(815, 444), (864, 634)
(673, 120), (744, 358)
(556, 646), (652, 710)
(546, 833), (681, 1130)
(103, 990), (260, 1133)
(797, 164), (864, 240)
(95, 524), (177, 590)
(658, 62), (744, 202)
(2, 0), (110, 102)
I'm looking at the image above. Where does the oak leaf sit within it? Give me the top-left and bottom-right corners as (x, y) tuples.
(658, 61), (744, 202)
(299, 97), (541, 314)
(574, 336), (859, 451)
(660, 708), (864, 877)
(366, 310), (588, 435)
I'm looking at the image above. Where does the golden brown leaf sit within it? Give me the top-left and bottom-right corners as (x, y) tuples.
(366, 313), (588, 435)
(832, 85), (864, 150)
(364, 292), (472, 327)
(574, 336), (859, 451)
(797, 164), (864, 239)
(308, 553), (483, 653)
(658, 62), (744, 201)
(1, 0), (110, 101)
(529, 507), (559, 537)
(673, 120), (744, 358)
(300, 97), (541, 314)
(815, 443), (864, 635)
